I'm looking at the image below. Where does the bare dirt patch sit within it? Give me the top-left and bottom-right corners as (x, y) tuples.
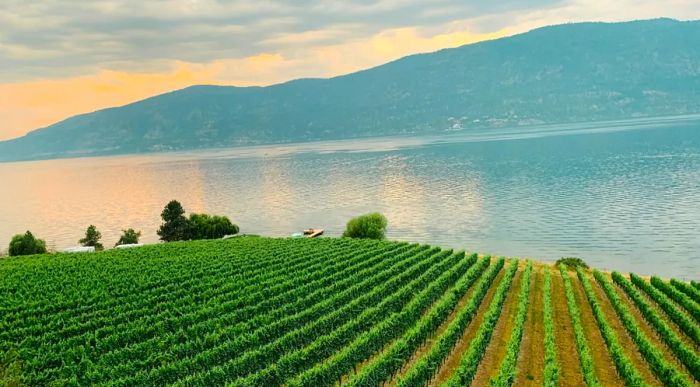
(514, 264), (545, 386)
(568, 270), (624, 387)
(427, 269), (507, 386)
(468, 268), (524, 386)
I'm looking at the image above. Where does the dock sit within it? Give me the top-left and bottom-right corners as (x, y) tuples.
(303, 228), (324, 238)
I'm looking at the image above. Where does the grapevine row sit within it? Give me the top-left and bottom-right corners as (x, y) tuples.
(86, 242), (413, 382)
(345, 256), (492, 387)
(593, 270), (691, 386)
(630, 273), (700, 346)
(257, 252), (478, 386)
(489, 261), (533, 387)
(671, 279), (700, 305)
(120, 248), (456, 385)
(397, 257), (506, 387)
(559, 265), (600, 387)
(650, 277), (700, 323)
(611, 272), (700, 381)
(542, 268), (559, 387)
(442, 260), (519, 387)
(576, 267), (647, 387)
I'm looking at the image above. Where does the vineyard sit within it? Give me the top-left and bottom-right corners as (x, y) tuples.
(0, 236), (698, 386)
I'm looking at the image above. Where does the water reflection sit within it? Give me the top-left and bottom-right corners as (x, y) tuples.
(0, 121), (698, 279)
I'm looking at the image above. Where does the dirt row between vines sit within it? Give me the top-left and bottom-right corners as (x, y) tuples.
(333, 263), (698, 387)
(341, 255), (490, 385)
(426, 267), (508, 385)
(513, 264), (545, 386)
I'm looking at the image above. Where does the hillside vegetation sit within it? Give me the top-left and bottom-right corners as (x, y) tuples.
(1, 18), (700, 161)
(0, 237), (698, 386)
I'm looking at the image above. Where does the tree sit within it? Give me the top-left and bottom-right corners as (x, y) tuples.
(187, 213), (239, 240)
(8, 231), (47, 256)
(157, 200), (189, 242)
(342, 212), (388, 240)
(79, 225), (104, 251)
(115, 228), (141, 246)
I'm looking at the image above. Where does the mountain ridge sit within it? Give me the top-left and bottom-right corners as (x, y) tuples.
(2, 18), (699, 162)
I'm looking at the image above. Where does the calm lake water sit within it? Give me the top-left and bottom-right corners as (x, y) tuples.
(1, 117), (699, 279)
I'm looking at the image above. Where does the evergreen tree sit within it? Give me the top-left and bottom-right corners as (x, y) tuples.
(115, 228), (141, 246)
(157, 200), (189, 242)
(79, 225), (104, 251)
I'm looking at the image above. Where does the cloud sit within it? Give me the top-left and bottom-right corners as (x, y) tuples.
(2, 0), (698, 83)
(0, 0), (565, 82)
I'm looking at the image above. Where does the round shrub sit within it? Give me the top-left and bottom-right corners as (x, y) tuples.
(187, 214), (239, 240)
(8, 231), (47, 256)
(342, 212), (388, 240)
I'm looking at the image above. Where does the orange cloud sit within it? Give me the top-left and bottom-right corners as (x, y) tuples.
(0, 26), (512, 141)
(371, 27), (510, 56)
(0, 62), (228, 140)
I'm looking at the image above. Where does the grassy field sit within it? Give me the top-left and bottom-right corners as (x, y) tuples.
(0, 237), (698, 386)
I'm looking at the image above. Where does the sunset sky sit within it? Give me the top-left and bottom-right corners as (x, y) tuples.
(1, 0), (699, 141)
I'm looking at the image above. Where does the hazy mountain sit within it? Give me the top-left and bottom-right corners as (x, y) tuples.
(1, 18), (699, 162)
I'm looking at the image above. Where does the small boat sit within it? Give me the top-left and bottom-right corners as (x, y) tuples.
(303, 228), (325, 238)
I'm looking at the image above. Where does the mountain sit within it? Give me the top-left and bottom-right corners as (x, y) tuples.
(2, 18), (699, 162)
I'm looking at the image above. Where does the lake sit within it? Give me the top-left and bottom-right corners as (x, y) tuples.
(0, 117), (698, 279)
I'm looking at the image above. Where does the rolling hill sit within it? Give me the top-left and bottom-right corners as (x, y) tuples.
(1, 18), (699, 162)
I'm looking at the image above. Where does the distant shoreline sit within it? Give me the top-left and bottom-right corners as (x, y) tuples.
(2, 113), (699, 165)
